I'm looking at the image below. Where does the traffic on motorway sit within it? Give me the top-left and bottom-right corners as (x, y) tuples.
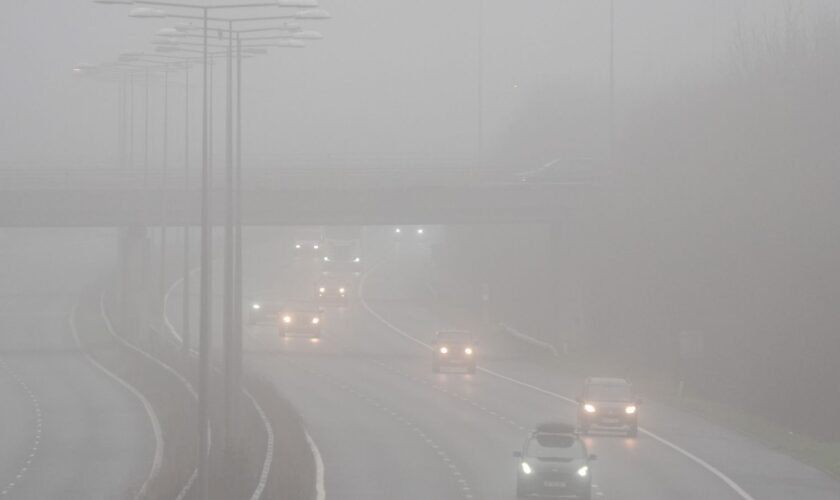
(247, 225), (645, 500)
(5, 1), (840, 499)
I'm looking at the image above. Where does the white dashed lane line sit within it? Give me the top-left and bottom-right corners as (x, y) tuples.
(326, 333), (528, 433)
(285, 357), (478, 500)
(0, 359), (43, 497)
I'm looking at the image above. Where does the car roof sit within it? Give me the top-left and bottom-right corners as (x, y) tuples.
(533, 421), (577, 436)
(436, 330), (472, 337)
(586, 377), (630, 386)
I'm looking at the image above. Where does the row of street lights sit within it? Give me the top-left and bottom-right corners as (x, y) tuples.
(75, 1), (330, 498)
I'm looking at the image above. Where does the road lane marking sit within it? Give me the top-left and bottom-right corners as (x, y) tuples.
(305, 429), (326, 500)
(161, 275), (280, 500)
(0, 358), (42, 497)
(70, 301), (163, 500)
(286, 357), (474, 500)
(97, 291), (202, 500)
(360, 262), (757, 500)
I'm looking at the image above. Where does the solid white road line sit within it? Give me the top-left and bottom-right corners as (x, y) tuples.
(69, 301), (163, 500)
(162, 270), (285, 500)
(358, 262), (757, 500)
(305, 430), (326, 500)
(499, 323), (561, 357)
(98, 291), (201, 500)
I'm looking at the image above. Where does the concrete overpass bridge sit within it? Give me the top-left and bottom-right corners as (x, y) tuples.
(0, 165), (596, 227)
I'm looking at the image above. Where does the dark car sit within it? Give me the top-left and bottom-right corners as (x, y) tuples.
(278, 302), (323, 339)
(315, 281), (350, 304)
(576, 377), (641, 437)
(432, 330), (476, 373)
(514, 422), (596, 499)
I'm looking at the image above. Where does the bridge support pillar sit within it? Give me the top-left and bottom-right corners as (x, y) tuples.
(118, 226), (151, 341)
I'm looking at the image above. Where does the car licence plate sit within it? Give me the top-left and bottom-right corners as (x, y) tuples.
(544, 481), (566, 488)
(602, 417), (620, 424)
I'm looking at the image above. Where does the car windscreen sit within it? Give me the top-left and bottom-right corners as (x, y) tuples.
(436, 333), (472, 344)
(526, 434), (585, 460)
(586, 383), (633, 402)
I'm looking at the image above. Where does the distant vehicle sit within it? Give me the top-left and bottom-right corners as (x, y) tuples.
(278, 302), (323, 340)
(513, 422), (596, 499)
(316, 279), (350, 304)
(293, 227), (324, 255)
(576, 377), (641, 437)
(432, 330), (476, 373)
(393, 226), (426, 237)
(322, 239), (363, 275)
(247, 299), (281, 326)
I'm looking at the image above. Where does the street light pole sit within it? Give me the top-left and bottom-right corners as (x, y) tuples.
(159, 63), (170, 338)
(144, 66), (150, 188)
(608, 0), (615, 163)
(477, 0), (484, 171)
(223, 18), (236, 453)
(197, 7), (211, 500)
(233, 29), (243, 445)
(182, 61), (191, 356)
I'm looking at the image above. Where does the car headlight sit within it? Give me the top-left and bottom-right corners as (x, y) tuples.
(283, 315), (292, 324)
(521, 462), (533, 475)
(252, 303), (261, 310)
(417, 228), (424, 234)
(464, 347), (473, 355)
(354, 257), (361, 263)
(323, 256), (330, 262)
(439, 347), (448, 354)
(339, 288), (346, 294)
(319, 287), (326, 293)
(312, 317), (320, 325)
(577, 465), (588, 478)
(295, 244), (301, 249)
(313, 244), (319, 250)
(625, 405), (637, 415)
(395, 228), (402, 233)
(584, 403), (596, 413)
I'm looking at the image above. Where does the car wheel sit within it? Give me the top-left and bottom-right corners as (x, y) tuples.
(433, 363), (440, 373)
(627, 425), (638, 438)
(579, 488), (591, 500)
(467, 364), (476, 374)
(580, 425), (590, 436)
(279, 331), (287, 338)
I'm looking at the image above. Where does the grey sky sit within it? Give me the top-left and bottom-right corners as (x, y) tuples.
(1, 0), (835, 167)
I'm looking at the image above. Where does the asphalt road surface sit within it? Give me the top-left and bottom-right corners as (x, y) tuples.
(0, 230), (154, 500)
(173, 232), (840, 500)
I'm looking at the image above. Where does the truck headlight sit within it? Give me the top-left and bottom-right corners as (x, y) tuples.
(354, 257), (361, 263)
(521, 462), (533, 475)
(319, 287), (326, 293)
(577, 465), (588, 478)
(464, 347), (473, 355)
(252, 303), (261, 310)
(625, 405), (637, 415)
(439, 347), (448, 354)
(584, 403), (596, 413)
(283, 315), (292, 324)
(339, 288), (346, 294)
(312, 317), (320, 325)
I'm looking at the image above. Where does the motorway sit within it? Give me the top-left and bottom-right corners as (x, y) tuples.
(0, 230), (154, 500)
(172, 229), (840, 500)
